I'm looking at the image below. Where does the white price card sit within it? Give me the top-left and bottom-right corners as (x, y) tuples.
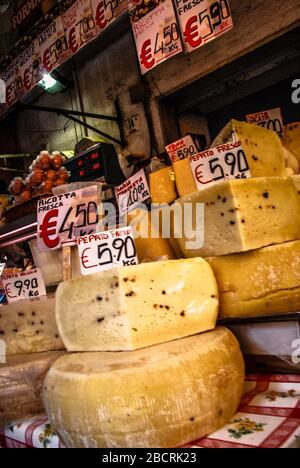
(114, 169), (151, 217)
(90, 0), (127, 34)
(2, 269), (46, 304)
(128, 0), (183, 75)
(63, 0), (98, 55)
(189, 141), (251, 190)
(38, 16), (69, 75)
(37, 185), (101, 251)
(175, 0), (233, 53)
(77, 226), (138, 275)
(166, 135), (197, 163)
(246, 108), (284, 138)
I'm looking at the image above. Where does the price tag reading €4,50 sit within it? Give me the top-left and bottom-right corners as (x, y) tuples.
(114, 169), (151, 218)
(2, 269), (46, 304)
(166, 135), (197, 163)
(189, 141), (251, 190)
(77, 227), (138, 275)
(37, 185), (101, 251)
(128, 0), (183, 75)
(175, 0), (233, 53)
(246, 108), (284, 138)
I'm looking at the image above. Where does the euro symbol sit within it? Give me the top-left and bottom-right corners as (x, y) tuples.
(140, 39), (155, 70)
(39, 209), (60, 249)
(184, 16), (202, 49)
(81, 247), (97, 269)
(5, 283), (17, 299)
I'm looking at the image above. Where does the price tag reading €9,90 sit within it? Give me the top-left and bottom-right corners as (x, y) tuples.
(189, 141), (251, 190)
(114, 169), (151, 218)
(77, 227), (138, 275)
(2, 269), (46, 304)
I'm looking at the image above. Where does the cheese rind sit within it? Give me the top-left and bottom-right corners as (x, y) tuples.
(0, 351), (64, 425)
(207, 240), (300, 318)
(0, 295), (65, 355)
(173, 177), (300, 258)
(43, 327), (245, 448)
(173, 158), (197, 197)
(56, 258), (218, 351)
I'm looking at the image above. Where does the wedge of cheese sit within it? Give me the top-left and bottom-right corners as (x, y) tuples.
(282, 122), (300, 165)
(149, 167), (177, 204)
(43, 327), (244, 448)
(173, 177), (300, 258)
(207, 240), (300, 319)
(0, 295), (64, 355)
(0, 351), (64, 425)
(211, 119), (286, 177)
(283, 147), (299, 174)
(56, 258), (218, 351)
(173, 158), (197, 197)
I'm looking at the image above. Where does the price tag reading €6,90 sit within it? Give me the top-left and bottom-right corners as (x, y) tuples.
(114, 169), (151, 218)
(2, 269), (46, 304)
(128, 0), (183, 75)
(166, 135), (197, 163)
(175, 0), (233, 53)
(246, 108), (284, 138)
(189, 141), (251, 190)
(37, 185), (101, 251)
(77, 227), (138, 275)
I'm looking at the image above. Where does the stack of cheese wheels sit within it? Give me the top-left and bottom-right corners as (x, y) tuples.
(43, 258), (245, 447)
(0, 295), (65, 426)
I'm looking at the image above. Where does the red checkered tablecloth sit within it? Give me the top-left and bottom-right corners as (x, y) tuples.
(1, 374), (300, 449)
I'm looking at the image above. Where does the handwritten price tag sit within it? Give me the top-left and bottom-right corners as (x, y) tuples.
(246, 108), (284, 138)
(175, 0), (233, 53)
(90, 0), (126, 33)
(37, 185), (101, 251)
(129, 0), (183, 74)
(189, 141), (251, 190)
(77, 227), (138, 275)
(115, 169), (151, 217)
(2, 269), (46, 304)
(63, 0), (97, 55)
(38, 16), (69, 75)
(166, 135), (197, 163)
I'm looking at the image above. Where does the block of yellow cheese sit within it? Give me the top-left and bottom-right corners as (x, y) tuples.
(282, 122), (300, 165)
(55, 258), (218, 351)
(207, 240), (300, 319)
(173, 158), (197, 197)
(283, 147), (299, 175)
(173, 177), (300, 258)
(149, 166), (177, 204)
(43, 327), (244, 448)
(211, 119), (286, 177)
(0, 351), (64, 425)
(0, 295), (64, 355)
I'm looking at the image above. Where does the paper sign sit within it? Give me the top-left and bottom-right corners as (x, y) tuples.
(38, 16), (69, 75)
(189, 141), (251, 190)
(114, 169), (151, 217)
(128, 0), (183, 75)
(166, 135), (197, 163)
(63, 0), (98, 55)
(90, 0), (127, 33)
(77, 226), (138, 275)
(37, 185), (101, 251)
(246, 108), (284, 138)
(3, 269), (46, 303)
(18, 39), (35, 96)
(175, 0), (233, 53)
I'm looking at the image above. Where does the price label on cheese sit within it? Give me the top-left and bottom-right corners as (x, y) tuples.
(63, 0), (97, 55)
(166, 135), (197, 163)
(90, 0), (126, 33)
(77, 227), (138, 275)
(37, 185), (101, 251)
(114, 169), (151, 217)
(175, 0), (233, 53)
(189, 141), (251, 189)
(2, 269), (46, 304)
(38, 16), (69, 75)
(128, 0), (183, 75)
(246, 108), (284, 138)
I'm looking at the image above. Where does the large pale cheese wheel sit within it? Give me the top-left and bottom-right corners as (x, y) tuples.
(0, 295), (64, 355)
(173, 176), (300, 258)
(173, 158), (197, 197)
(43, 327), (244, 448)
(282, 122), (300, 165)
(207, 240), (300, 319)
(56, 258), (218, 351)
(0, 351), (64, 425)
(149, 167), (177, 204)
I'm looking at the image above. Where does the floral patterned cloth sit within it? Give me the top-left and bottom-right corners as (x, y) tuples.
(1, 374), (300, 449)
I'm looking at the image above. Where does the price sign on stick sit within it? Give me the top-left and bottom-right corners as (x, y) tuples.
(189, 141), (251, 190)
(3, 269), (46, 304)
(246, 108), (284, 138)
(114, 169), (151, 217)
(77, 227), (138, 275)
(166, 135), (197, 163)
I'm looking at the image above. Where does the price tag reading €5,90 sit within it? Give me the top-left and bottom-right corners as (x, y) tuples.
(246, 108), (284, 138)
(175, 0), (233, 53)
(166, 135), (197, 163)
(37, 185), (101, 251)
(2, 269), (46, 304)
(128, 0), (183, 75)
(77, 227), (138, 275)
(189, 141), (251, 190)
(114, 169), (151, 218)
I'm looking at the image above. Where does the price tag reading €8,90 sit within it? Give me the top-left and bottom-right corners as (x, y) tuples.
(114, 169), (151, 218)
(77, 227), (138, 275)
(175, 0), (233, 53)
(189, 141), (251, 190)
(2, 269), (46, 304)
(166, 135), (197, 163)
(246, 108), (284, 138)
(37, 185), (101, 251)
